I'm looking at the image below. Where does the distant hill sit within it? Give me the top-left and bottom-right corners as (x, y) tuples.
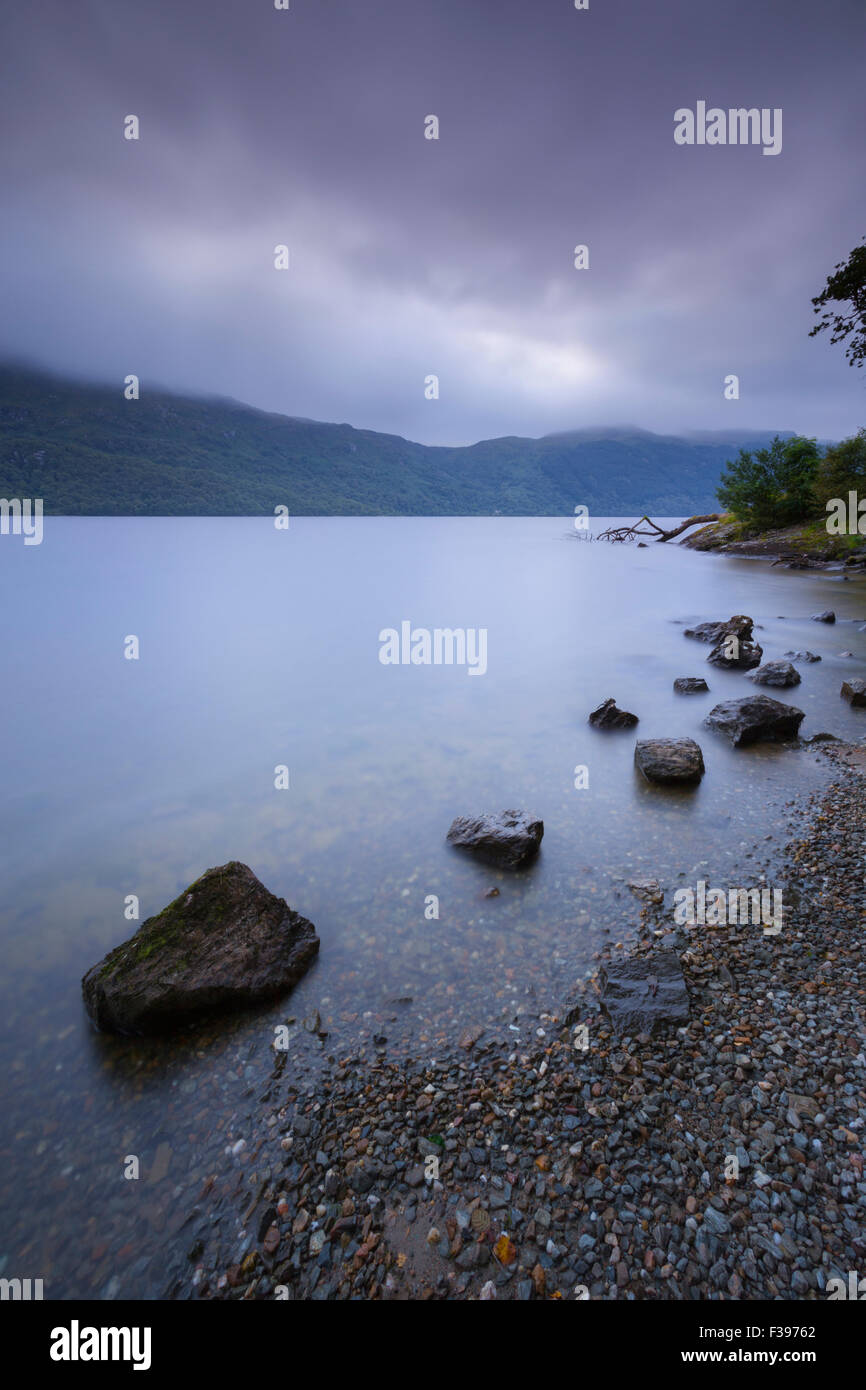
(0, 364), (795, 516)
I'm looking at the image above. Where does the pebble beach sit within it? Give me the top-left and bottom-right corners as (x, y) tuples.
(190, 743), (866, 1301)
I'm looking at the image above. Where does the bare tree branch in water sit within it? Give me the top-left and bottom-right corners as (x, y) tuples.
(598, 514), (720, 543)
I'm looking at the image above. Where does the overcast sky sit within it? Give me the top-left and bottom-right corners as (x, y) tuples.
(2, 0), (864, 444)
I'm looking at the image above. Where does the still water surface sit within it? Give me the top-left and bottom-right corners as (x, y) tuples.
(1, 517), (864, 1296)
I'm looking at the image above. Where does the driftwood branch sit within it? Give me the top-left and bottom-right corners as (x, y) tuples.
(598, 513), (719, 544)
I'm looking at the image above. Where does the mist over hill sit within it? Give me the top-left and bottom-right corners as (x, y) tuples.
(0, 365), (796, 516)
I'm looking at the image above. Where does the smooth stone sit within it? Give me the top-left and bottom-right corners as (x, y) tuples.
(634, 737), (705, 785)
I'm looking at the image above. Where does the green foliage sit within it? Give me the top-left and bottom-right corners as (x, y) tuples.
(814, 428), (866, 505)
(810, 239), (866, 368)
(716, 435), (822, 529)
(0, 364), (795, 516)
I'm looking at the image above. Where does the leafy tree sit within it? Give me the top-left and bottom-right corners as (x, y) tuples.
(815, 428), (866, 504)
(809, 239), (866, 368)
(716, 434), (822, 529)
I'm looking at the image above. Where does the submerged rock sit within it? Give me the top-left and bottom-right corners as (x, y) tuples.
(673, 677), (709, 694)
(705, 695), (804, 746)
(634, 737), (705, 784)
(81, 862), (319, 1035)
(588, 697), (639, 729)
(627, 877), (664, 904)
(748, 660), (801, 688)
(784, 650), (821, 663)
(599, 951), (690, 1036)
(841, 679), (866, 707)
(684, 614), (754, 643)
(446, 810), (543, 868)
(812, 610), (836, 623)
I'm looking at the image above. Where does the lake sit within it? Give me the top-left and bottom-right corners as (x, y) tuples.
(1, 516), (864, 1297)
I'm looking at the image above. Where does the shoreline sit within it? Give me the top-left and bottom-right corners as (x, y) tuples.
(682, 517), (866, 572)
(189, 741), (866, 1301)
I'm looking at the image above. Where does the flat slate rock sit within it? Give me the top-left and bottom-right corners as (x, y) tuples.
(634, 737), (705, 784)
(705, 695), (804, 746)
(748, 660), (801, 688)
(599, 951), (690, 1036)
(841, 679), (866, 707)
(588, 697), (638, 729)
(81, 862), (320, 1035)
(673, 677), (709, 694)
(446, 809), (543, 868)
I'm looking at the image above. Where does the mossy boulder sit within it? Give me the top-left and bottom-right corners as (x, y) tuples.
(82, 862), (319, 1035)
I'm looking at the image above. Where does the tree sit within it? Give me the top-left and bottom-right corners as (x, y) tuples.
(815, 428), (866, 505)
(716, 435), (822, 529)
(809, 239), (866, 368)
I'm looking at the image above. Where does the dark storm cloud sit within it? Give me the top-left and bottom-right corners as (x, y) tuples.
(2, 0), (864, 442)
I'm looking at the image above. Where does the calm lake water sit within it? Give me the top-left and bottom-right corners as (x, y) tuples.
(1, 516), (865, 1298)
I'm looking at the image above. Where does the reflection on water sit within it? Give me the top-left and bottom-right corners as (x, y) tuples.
(1, 516), (864, 1295)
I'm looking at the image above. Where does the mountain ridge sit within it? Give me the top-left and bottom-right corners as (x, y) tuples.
(0, 362), (803, 516)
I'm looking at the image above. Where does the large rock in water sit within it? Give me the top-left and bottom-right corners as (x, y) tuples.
(446, 810), (543, 868)
(634, 738), (705, 784)
(707, 633), (763, 670)
(588, 697), (638, 729)
(81, 863), (320, 1035)
(748, 660), (801, 688)
(841, 679), (866, 707)
(705, 695), (804, 746)
(599, 952), (690, 1036)
(684, 614), (754, 643)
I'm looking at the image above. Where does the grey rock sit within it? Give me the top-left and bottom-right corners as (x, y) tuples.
(841, 679), (866, 707)
(707, 634), (763, 670)
(81, 862), (319, 1035)
(812, 610), (835, 623)
(599, 950), (690, 1037)
(634, 737), (705, 785)
(446, 809), (543, 868)
(684, 615), (754, 644)
(673, 677), (709, 694)
(748, 660), (801, 688)
(588, 697), (638, 729)
(705, 695), (804, 746)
